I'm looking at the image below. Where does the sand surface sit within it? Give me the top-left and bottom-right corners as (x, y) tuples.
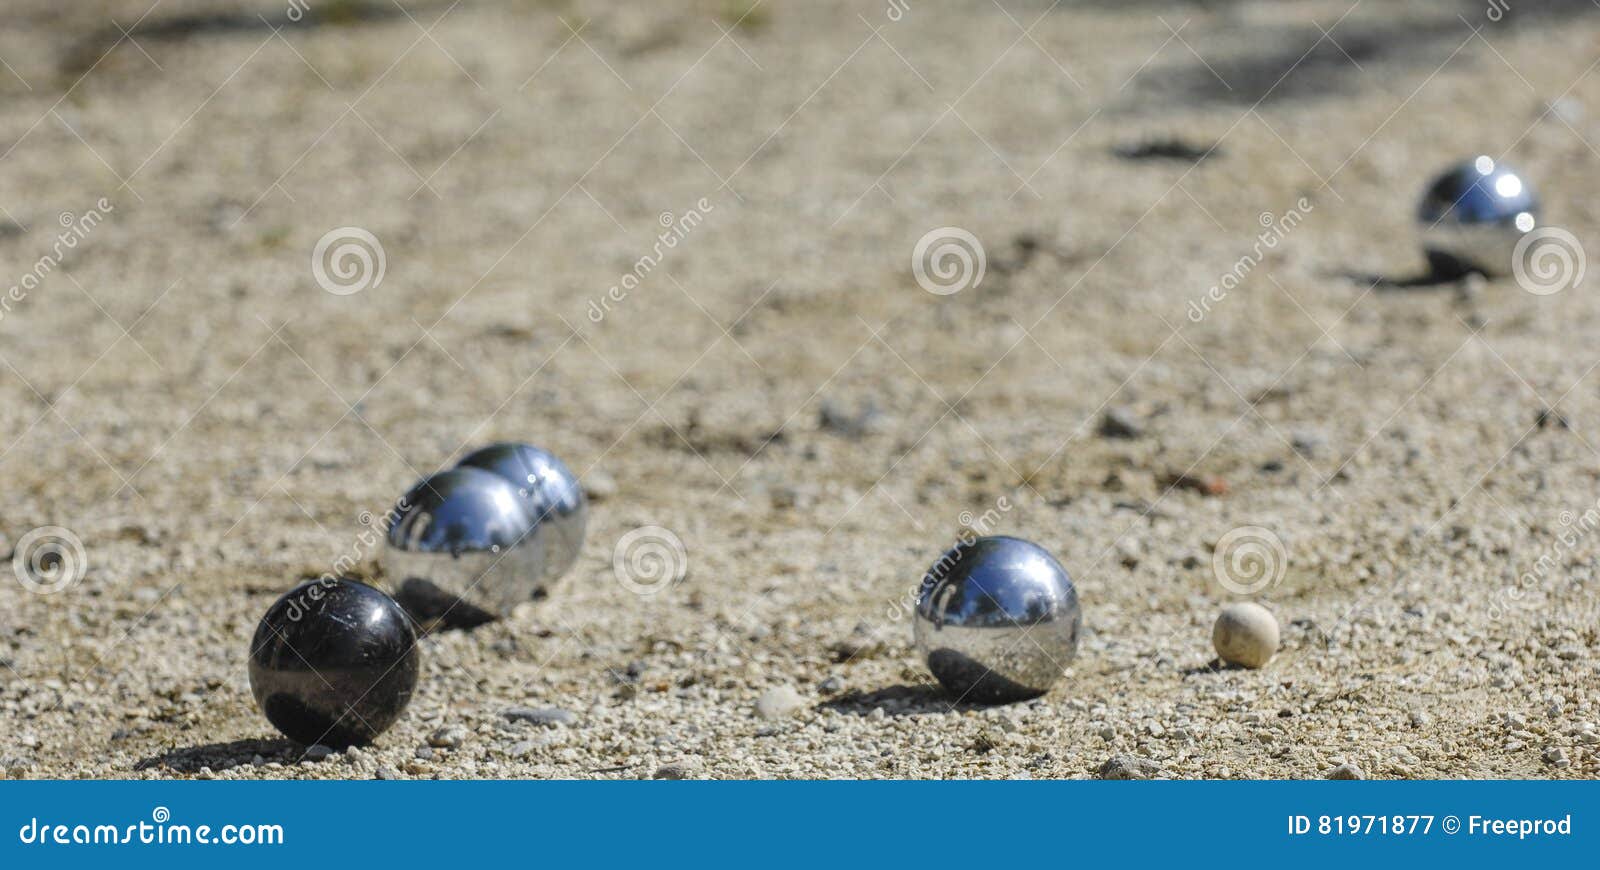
(3, 0), (1600, 780)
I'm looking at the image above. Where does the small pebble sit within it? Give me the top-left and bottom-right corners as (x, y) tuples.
(1290, 430), (1326, 456)
(652, 759), (702, 780)
(1212, 602), (1279, 669)
(428, 726), (466, 748)
(755, 685), (805, 719)
(1097, 754), (1159, 780)
(818, 399), (885, 438)
(1326, 763), (1364, 780)
(503, 706), (577, 727)
(1164, 471), (1229, 496)
(303, 744), (333, 762)
(583, 471), (618, 500)
(818, 676), (844, 695)
(1097, 407), (1143, 439)
(1543, 747), (1570, 768)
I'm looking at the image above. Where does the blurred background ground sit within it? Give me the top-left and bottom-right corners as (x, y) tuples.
(2, 0), (1600, 779)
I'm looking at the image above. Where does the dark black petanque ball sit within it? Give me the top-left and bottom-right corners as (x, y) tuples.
(248, 578), (421, 748)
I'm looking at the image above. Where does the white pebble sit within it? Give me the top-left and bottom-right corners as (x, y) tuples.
(428, 726), (466, 748)
(755, 685), (805, 719)
(1212, 602), (1279, 669)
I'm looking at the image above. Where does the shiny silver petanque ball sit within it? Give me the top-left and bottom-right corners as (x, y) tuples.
(382, 466), (539, 621)
(913, 535), (1081, 704)
(1418, 155), (1538, 277)
(454, 442), (587, 585)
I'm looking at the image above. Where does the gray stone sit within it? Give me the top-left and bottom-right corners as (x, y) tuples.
(1097, 754), (1159, 780)
(652, 759), (702, 780)
(1326, 763), (1364, 780)
(504, 706), (577, 727)
(428, 726), (466, 748)
(1098, 407), (1144, 439)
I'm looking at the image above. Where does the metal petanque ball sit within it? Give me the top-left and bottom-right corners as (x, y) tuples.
(1418, 155), (1538, 277)
(454, 442), (587, 587)
(248, 578), (420, 747)
(382, 466), (539, 620)
(913, 535), (1081, 704)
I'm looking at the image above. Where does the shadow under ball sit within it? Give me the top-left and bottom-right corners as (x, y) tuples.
(383, 467), (541, 619)
(247, 578), (420, 747)
(455, 442), (587, 588)
(913, 535), (1081, 704)
(1418, 155), (1537, 278)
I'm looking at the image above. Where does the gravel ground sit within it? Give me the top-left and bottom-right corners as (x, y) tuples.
(3, 0), (1600, 780)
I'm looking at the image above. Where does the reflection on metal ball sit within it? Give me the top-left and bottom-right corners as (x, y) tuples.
(382, 466), (539, 620)
(912, 535), (1081, 704)
(1418, 155), (1538, 277)
(454, 442), (587, 587)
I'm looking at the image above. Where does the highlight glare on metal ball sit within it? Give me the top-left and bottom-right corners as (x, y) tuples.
(382, 466), (539, 620)
(455, 442), (587, 586)
(1418, 155), (1538, 277)
(912, 535), (1081, 704)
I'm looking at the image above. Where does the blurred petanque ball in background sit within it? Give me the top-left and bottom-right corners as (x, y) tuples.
(454, 442), (587, 589)
(248, 578), (420, 747)
(382, 466), (540, 620)
(913, 535), (1081, 704)
(1417, 155), (1538, 278)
